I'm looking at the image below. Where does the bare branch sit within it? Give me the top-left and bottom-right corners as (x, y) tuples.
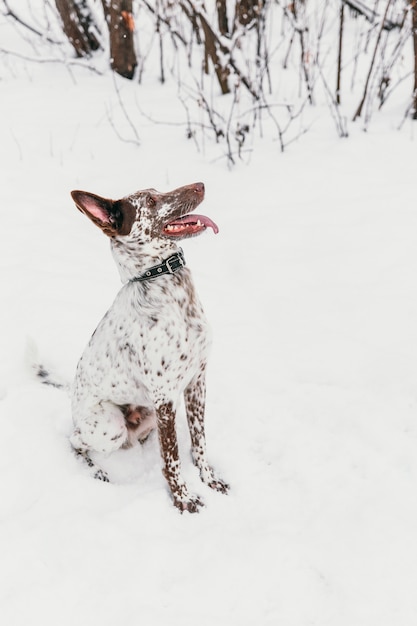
(0, 46), (103, 73)
(180, 0), (260, 99)
(342, 0), (403, 31)
(109, 72), (141, 143)
(352, 0), (395, 121)
(2, 0), (63, 44)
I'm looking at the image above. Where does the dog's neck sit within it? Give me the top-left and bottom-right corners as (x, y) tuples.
(110, 237), (180, 283)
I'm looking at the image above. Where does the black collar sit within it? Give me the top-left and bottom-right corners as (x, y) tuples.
(129, 249), (186, 283)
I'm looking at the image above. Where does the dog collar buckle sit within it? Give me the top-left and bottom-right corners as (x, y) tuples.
(166, 249), (185, 274)
(165, 256), (177, 275)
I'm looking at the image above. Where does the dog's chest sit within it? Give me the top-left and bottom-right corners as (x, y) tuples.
(128, 277), (211, 364)
(80, 271), (211, 402)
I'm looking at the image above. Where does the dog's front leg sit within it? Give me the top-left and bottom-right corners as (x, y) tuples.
(156, 402), (204, 513)
(184, 373), (229, 494)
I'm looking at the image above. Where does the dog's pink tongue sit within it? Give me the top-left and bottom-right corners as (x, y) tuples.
(193, 214), (219, 234)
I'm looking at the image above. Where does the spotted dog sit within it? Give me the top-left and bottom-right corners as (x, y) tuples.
(69, 182), (229, 512)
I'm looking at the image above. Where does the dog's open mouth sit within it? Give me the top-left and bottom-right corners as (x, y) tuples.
(162, 214), (219, 237)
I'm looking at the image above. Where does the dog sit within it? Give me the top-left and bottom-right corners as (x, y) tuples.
(68, 181), (228, 513)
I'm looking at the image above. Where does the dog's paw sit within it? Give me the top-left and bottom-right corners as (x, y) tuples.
(198, 465), (230, 494)
(94, 468), (110, 482)
(208, 477), (230, 494)
(174, 494), (204, 514)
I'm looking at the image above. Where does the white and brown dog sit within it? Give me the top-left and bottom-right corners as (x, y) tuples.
(68, 182), (228, 513)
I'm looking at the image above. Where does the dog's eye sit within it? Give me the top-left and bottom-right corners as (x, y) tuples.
(147, 195), (156, 208)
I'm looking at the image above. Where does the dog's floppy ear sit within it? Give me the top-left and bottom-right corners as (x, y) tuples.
(71, 190), (122, 237)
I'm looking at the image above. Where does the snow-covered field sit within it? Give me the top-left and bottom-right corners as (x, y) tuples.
(2, 6), (417, 626)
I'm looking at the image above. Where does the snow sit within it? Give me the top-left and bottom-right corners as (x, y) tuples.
(2, 5), (417, 626)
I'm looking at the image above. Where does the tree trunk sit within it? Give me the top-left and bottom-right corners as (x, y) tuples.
(198, 11), (230, 94)
(216, 0), (229, 36)
(234, 0), (264, 28)
(55, 0), (101, 57)
(101, 0), (137, 79)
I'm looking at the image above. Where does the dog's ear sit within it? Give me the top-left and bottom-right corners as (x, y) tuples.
(71, 190), (122, 237)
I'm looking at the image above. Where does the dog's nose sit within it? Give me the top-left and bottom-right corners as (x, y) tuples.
(194, 182), (205, 195)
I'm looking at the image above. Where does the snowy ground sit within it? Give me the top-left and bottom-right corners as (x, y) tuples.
(2, 10), (417, 626)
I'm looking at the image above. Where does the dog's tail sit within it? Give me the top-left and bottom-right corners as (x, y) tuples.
(25, 337), (70, 392)
(33, 364), (68, 390)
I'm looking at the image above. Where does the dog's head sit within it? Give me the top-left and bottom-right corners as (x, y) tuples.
(70, 182), (218, 243)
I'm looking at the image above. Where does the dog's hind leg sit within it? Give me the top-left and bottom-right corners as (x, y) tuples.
(70, 400), (129, 482)
(184, 372), (229, 494)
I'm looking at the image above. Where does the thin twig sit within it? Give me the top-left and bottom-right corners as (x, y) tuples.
(110, 72), (141, 144)
(0, 46), (103, 73)
(352, 0), (394, 121)
(2, 0), (63, 44)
